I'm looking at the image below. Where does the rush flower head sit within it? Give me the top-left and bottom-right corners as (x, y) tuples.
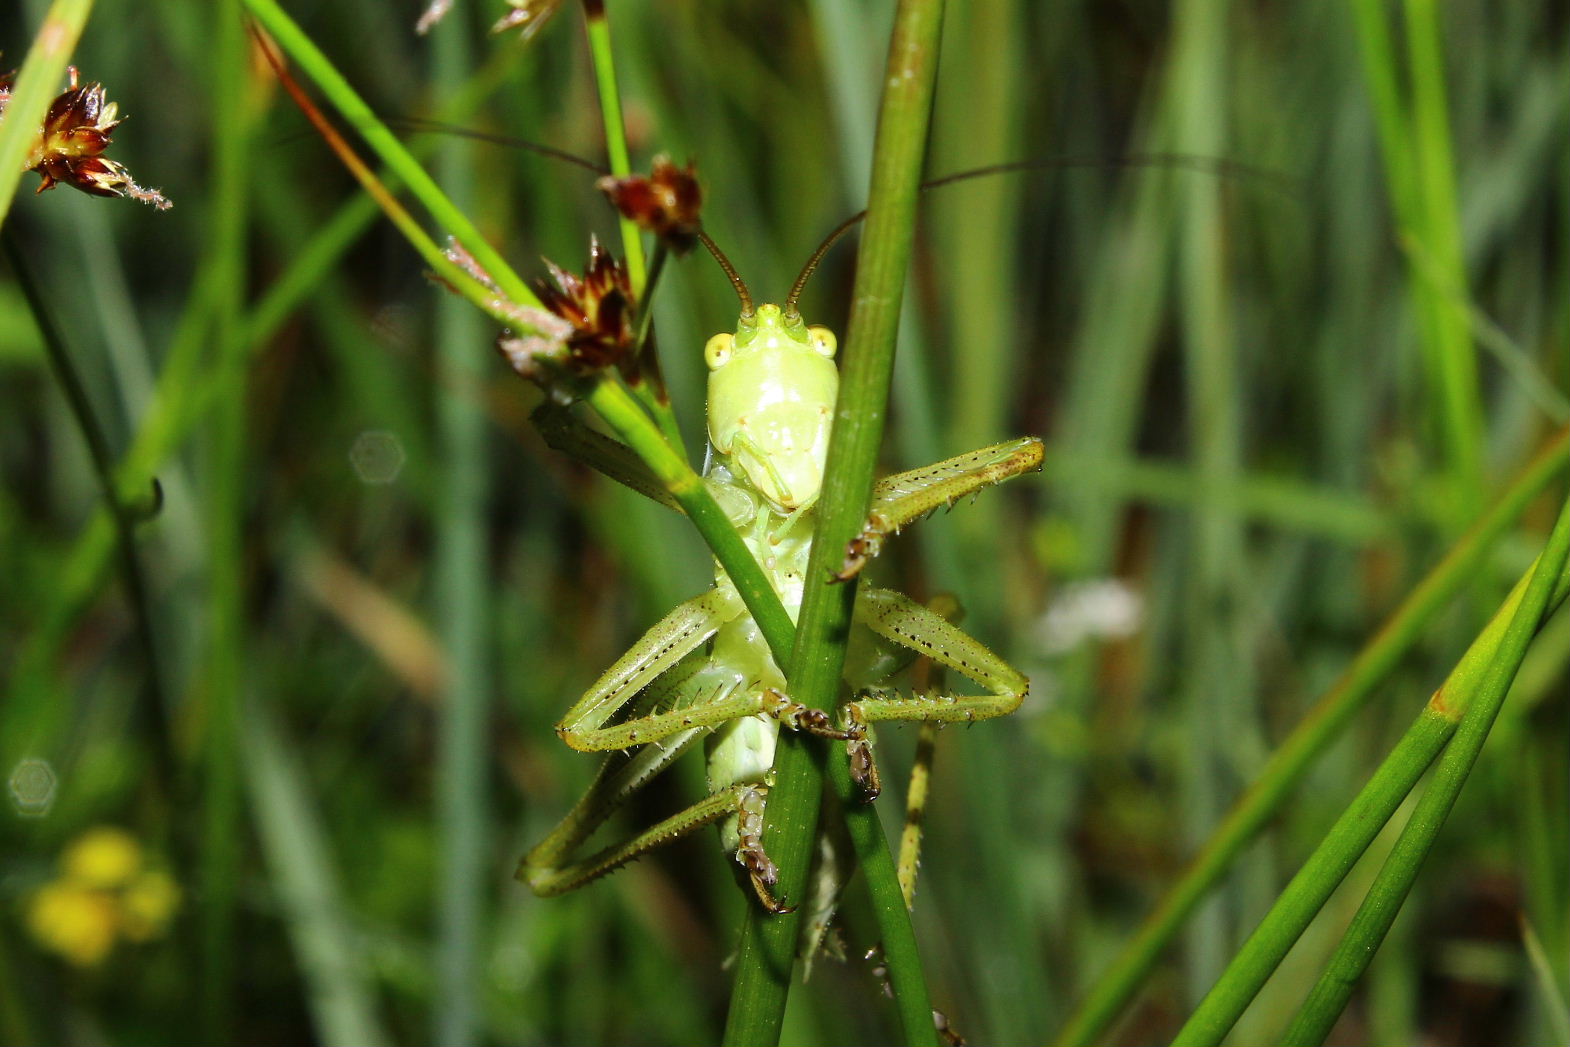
(533, 236), (637, 373)
(490, 0), (566, 37)
(0, 66), (171, 209)
(598, 156), (703, 254)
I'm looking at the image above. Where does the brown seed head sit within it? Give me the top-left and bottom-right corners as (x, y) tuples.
(597, 155), (702, 254)
(4, 67), (170, 209)
(534, 236), (637, 374)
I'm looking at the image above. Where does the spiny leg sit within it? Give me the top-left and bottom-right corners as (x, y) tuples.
(898, 723), (939, 910)
(531, 401), (682, 511)
(564, 680), (858, 753)
(526, 659), (801, 910)
(521, 780), (794, 912)
(843, 587), (1028, 796)
(834, 437), (1044, 581)
(556, 586), (741, 750)
(521, 656), (713, 890)
(893, 593), (960, 910)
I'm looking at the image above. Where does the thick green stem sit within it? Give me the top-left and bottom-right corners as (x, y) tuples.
(1054, 428), (1569, 1047)
(724, 1), (947, 1044)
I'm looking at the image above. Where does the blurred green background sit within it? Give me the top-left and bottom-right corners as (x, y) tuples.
(1, 0), (1566, 1044)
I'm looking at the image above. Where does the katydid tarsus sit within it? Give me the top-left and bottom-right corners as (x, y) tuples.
(517, 210), (1044, 917)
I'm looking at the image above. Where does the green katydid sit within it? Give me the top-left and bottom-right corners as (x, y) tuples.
(517, 215), (1044, 914)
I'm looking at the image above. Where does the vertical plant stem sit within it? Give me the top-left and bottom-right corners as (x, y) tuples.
(1280, 491), (1570, 1045)
(725, 1), (947, 1044)
(1, 233), (173, 788)
(581, 0), (647, 296)
(581, 2), (683, 452)
(431, 17), (488, 1047)
(241, 697), (389, 1046)
(1169, 0), (1246, 1002)
(200, 0), (250, 1038)
(1401, 0), (1481, 505)
(1053, 428), (1570, 1047)
(1348, 0), (1481, 515)
(0, 0), (96, 229)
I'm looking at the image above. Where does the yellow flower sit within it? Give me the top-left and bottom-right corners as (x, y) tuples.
(26, 882), (118, 968)
(121, 870), (180, 942)
(61, 826), (143, 889)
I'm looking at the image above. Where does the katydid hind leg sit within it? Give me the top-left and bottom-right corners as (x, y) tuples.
(521, 658), (714, 887)
(521, 781), (769, 899)
(896, 594), (962, 909)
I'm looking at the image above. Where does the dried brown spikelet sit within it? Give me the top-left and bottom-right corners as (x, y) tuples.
(533, 236), (638, 374)
(0, 66), (171, 209)
(598, 155), (702, 254)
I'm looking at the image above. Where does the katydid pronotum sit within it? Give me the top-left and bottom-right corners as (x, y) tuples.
(517, 223), (1044, 918)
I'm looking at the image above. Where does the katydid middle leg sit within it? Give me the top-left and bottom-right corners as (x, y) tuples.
(838, 587), (1029, 798)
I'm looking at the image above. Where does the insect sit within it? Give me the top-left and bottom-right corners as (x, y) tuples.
(517, 218), (1045, 913)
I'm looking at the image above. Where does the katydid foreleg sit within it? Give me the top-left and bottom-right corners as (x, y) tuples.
(836, 436), (1045, 581)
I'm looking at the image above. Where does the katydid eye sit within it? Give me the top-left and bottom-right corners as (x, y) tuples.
(808, 326), (836, 358)
(705, 332), (734, 370)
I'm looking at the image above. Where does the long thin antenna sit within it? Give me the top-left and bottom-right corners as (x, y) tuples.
(699, 229), (753, 318)
(383, 116), (611, 175)
(784, 152), (1298, 314)
(783, 209), (861, 321)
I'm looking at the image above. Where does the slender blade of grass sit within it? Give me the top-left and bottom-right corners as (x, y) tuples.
(241, 697), (390, 1046)
(1053, 428), (1570, 1047)
(198, 3), (251, 1039)
(1279, 489), (1570, 1045)
(430, 16), (488, 1046)
(1171, 534), (1570, 1045)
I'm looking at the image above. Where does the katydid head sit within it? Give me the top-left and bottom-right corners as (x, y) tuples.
(704, 304), (838, 515)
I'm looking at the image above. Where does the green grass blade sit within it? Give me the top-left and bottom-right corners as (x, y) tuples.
(430, 19), (489, 1047)
(1279, 489), (1570, 1045)
(1171, 538), (1570, 1046)
(242, 697), (390, 1047)
(582, 0), (647, 295)
(0, 0), (95, 229)
(199, 2), (251, 1037)
(239, 0), (538, 313)
(1348, 0), (1482, 513)
(1401, 0), (1481, 501)
(1521, 916), (1570, 1047)
(1, 231), (172, 783)
(1053, 427), (1569, 1047)
(1169, 0), (1246, 1001)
